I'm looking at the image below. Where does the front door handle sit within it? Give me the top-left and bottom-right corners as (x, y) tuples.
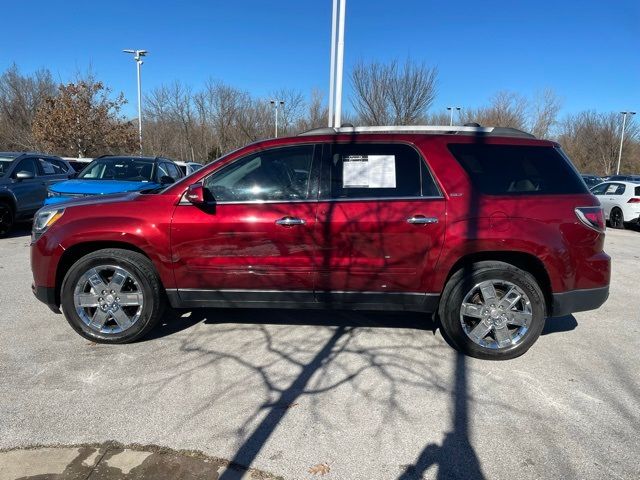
(275, 216), (306, 226)
(407, 215), (438, 225)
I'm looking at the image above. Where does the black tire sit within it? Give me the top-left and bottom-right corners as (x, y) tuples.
(0, 201), (14, 237)
(609, 207), (625, 229)
(60, 248), (166, 343)
(438, 261), (546, 360)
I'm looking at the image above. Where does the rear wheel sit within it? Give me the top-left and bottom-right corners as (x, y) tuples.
(609, 207), (625, 229)
(0, 202), (14, 237)
(439, 261), (546, 360)
(60, 248), (166, 343)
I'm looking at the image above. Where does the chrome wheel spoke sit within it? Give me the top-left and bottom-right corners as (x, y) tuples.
(87, 268), (109, 293)
(118, 292), (143, 306)
(108, 268), (128, 294)
(493, 324), (512, 347)
(480, 283), (497, 302)
(469, 321), (492, 342)
(76, 293), (100, 307)
(499, 287), (522, 310)
(111, 308), (133, 330)
(509, 311), (532, 326)
(461, 303), (484, 319)
(89, 309), (109, 330)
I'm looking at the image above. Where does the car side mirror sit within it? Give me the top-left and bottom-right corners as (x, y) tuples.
(14, 171), (35, 181)
(160, 175), (175, 185)
(185, 182), (206, 204)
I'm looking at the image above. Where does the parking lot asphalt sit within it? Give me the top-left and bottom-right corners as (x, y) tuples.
(1, 226), (639, 480)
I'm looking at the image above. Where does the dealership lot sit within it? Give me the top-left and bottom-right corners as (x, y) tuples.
(0, 227), (638, 479)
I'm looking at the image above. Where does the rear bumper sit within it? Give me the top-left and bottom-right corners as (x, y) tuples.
(32, 283), (60, 313)
(550, 286), (609, 318)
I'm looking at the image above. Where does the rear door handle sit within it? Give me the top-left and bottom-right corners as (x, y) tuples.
(407, 215), (438, 225)
(275, 216), (306, 226)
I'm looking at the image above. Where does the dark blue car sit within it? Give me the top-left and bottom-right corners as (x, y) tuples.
(45, 156), (183, 205)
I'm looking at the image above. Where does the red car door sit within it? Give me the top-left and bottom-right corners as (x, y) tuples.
(314, 142), (446, 303)
(170, 144), (321, 303)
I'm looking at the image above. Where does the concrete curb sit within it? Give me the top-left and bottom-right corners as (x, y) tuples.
(0, 442), (284, 480)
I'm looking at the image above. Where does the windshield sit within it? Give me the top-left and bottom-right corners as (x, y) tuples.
(78, 158), (155, 181)
(0, 158), (15, 177)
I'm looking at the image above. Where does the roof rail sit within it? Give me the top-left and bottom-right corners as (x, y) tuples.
(298, 125), (535, 139)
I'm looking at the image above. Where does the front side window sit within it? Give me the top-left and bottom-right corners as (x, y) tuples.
(325, 143), (438, 199)
(204, 145), (314, 202)
(448, 144), (588, 195)
(79, 158), (154, 182)
(15, 158), (38, 177)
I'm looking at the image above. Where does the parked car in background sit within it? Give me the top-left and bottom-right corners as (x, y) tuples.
(175, 161), (204, 176)
(45, 155), (184, 205)
(581, 174), (603, 188)
(602, 174), (640, 183)
(590, 181), (640, 229)
(0, 152), (74, 236)
(62, 157), (93, 173)
(31, 125), (610, 360)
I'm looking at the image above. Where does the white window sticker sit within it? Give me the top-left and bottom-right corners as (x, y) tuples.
(606, 184), (617, 194)
(343, 155), (396, 188)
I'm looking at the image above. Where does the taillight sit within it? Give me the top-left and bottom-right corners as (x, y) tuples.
(628, 198), (640, 203)
(575, 206), (605, 232)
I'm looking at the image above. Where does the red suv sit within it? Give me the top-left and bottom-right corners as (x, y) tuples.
(30, 126), (610, 359)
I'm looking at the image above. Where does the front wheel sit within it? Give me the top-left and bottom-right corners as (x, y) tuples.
(60, 248), (166, 343)
(0, 202), (14, 237)
(439, 261), (546, 360)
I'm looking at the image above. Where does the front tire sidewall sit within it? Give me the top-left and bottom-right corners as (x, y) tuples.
(61, 251), (162, 343)
(440, 264), (546, 360)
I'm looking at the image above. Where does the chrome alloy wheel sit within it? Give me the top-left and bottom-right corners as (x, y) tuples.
(459, 280), (533, 350)
(73, 265), (144, 334)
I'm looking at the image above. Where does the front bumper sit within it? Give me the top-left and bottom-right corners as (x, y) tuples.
(550, 286), (609, 317)
(31, 283), (60, 313)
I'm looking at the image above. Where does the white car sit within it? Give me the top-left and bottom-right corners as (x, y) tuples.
(174, 161), (203, 176)
(591, 180), (640, 229)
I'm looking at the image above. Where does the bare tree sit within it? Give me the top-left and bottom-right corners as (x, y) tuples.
(557, 111), (639, 175)
(350, 59), (438, 125)
(463, 91), (528, 130)
(530, 88), (562, 139)
(0, 64), (56, 150)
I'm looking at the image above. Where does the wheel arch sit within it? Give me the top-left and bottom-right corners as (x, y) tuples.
(444, 251), (553, 316)
(55, 241), (154, 306)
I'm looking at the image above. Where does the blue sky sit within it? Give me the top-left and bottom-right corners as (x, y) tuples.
(2, 0), (639, 118)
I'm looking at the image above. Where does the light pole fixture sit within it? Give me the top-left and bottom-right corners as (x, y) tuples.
(270, 100), (285, 138)
(123, 49), (148, 155)
(446, 106), (462, 126)
(616, 111), (636, 175)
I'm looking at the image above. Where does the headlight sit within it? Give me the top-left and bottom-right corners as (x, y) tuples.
(47, 190), (62, 198)
(32, 208), (65, 237)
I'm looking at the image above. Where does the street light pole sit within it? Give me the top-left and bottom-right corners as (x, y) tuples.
(123, 49), (147, 155)
(446, 106), (461, 126)
(327, 0), (346, 128)
(270, 100), (284, 138)
(616, 111), (636, 175)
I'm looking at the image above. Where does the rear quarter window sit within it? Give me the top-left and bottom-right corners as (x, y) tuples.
(448, 144), (588, 195)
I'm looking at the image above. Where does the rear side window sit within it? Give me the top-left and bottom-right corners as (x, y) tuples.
(325, 143), (439, 199)
(448, 144), (588, 195)
(38, 158), (67, 175)
(636, 186), (640, 196)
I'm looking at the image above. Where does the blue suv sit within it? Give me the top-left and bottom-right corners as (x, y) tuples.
(46, 155), (183, 205)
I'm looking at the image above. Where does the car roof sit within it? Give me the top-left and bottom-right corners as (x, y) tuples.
(298, 125), (536, 139)
(93, 155), (178, 164)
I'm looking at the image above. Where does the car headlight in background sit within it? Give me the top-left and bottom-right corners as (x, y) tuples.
(47, 190), (62, 198)
(32, 208), (65, 240)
